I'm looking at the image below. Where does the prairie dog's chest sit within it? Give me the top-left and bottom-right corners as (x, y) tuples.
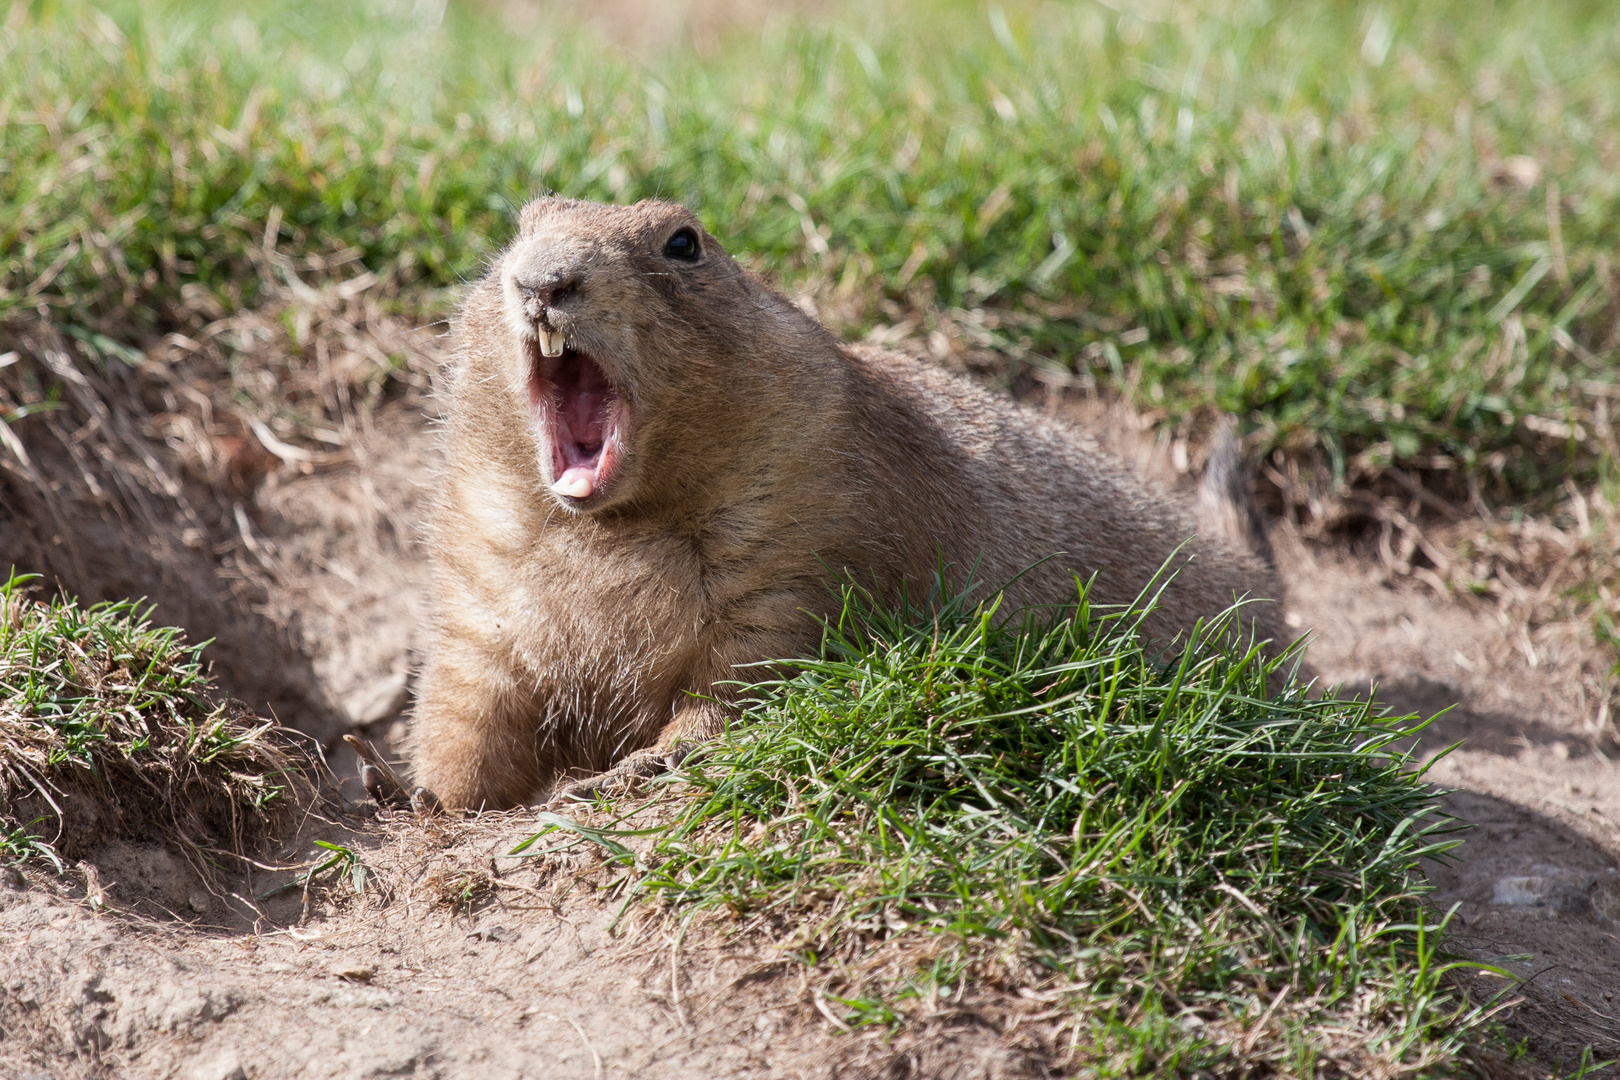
(496, 527), (709, 668)
(451, 449), (838, 683)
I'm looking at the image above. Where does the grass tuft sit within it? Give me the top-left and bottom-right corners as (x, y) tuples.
(520, 573), (1516, 1074)
(0, 570), (309, 869)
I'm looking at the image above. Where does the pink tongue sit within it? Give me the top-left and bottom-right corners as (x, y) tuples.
(554, 465), (596, 498)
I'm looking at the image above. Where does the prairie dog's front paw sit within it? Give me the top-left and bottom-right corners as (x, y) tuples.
(409, 786), (443, 817)
(547, 748), (672, 807)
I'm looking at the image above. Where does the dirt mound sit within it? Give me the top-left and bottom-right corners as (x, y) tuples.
(0, 272), (440, 751)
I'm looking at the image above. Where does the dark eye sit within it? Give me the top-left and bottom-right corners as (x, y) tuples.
(663, 227), (701, 261)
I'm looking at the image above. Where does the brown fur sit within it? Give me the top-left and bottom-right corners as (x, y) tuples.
(410, 197), (1288, 810)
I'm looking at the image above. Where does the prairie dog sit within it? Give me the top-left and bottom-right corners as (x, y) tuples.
(410, 197), (1287, 810)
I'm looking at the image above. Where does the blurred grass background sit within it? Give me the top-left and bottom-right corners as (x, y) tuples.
(2, 0), (1616, 493)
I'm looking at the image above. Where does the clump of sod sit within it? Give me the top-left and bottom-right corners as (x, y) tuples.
(0, 571), (308, 870)
(528, 573), (1505, 1075)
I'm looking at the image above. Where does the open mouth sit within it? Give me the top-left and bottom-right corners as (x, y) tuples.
(527, 338), (627, 502)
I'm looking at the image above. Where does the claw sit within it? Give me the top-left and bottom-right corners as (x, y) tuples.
(547, 748), (669, 808)
(343, 734), (411, 809)
(358, 760), (396, 805)
(409, 786), (442, 818)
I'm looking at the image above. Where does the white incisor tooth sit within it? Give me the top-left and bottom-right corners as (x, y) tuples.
(538, 327), (565, 358)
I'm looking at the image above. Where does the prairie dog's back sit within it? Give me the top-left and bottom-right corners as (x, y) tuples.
(843, 345), (1285, 646)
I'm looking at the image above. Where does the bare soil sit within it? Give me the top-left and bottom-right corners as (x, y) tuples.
(2, 318), (1618, 1077)
(0, 809), (1054, 1080)
(1282, 537), (1620, 1066)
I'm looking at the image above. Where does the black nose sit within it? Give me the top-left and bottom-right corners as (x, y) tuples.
(515, 274), (580, 307)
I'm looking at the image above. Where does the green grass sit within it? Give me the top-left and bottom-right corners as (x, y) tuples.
(1, 574), (218, 764)
(0, 570), (302, 867)
(2, 0), (1618, 496)
(519, 575), (1515, 1075)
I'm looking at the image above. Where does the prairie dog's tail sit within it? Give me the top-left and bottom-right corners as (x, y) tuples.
(1197, 422), (1274, 565)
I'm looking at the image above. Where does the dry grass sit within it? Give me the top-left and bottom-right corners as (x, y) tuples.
(0, 249), (435, 564)
(1266, 445), (1620, 742)
(0, 255), (442, 734)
